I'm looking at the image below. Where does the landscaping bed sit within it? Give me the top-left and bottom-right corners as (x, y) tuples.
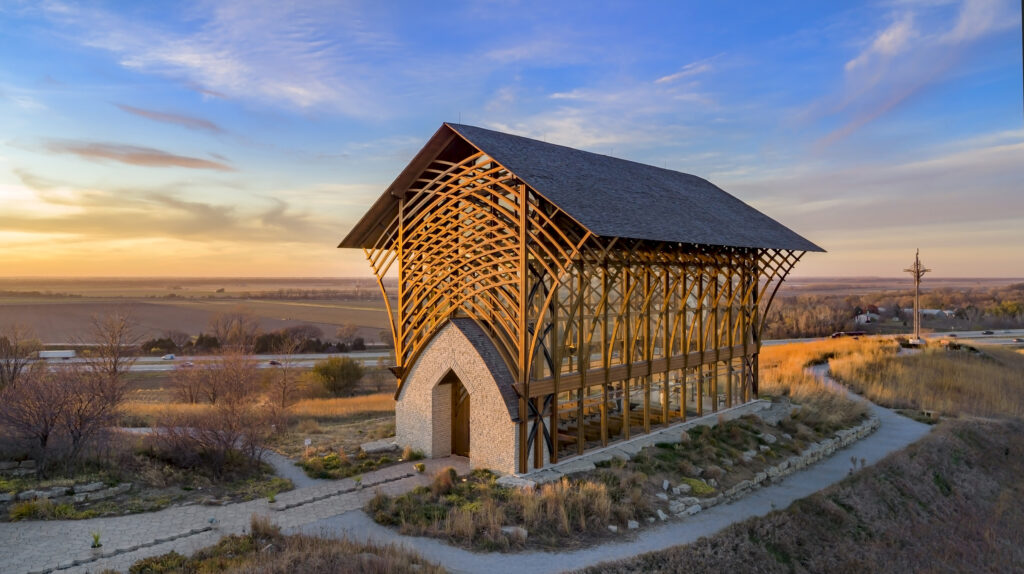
(1, 442), (293, 522)
(122, 514), (443, 574)
(366, 403), (873, 552)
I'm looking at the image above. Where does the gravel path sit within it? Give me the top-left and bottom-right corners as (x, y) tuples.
(1, 369), (929, 574)
(295, 367), (931, 574)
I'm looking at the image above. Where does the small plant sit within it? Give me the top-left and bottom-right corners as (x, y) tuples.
(414, 463), (426, 473)
(402, 446), (425, 461)
(267, 492), (276, 503)
(91, 531), (102, 548)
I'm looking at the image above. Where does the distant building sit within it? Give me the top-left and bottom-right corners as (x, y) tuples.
(854, 312), (880, 324)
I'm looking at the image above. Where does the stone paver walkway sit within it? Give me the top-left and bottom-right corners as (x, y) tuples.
(0, 457), (469, 574)
(1, 367), (930, 574)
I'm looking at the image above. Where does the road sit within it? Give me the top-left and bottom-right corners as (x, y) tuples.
(38, 351), (394, 372)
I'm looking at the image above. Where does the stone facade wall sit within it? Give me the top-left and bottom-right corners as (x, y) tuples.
(396, 321), (518, 474)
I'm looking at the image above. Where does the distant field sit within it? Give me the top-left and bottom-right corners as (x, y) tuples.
(0, 277), (395, 343)
(783, 276), (1024, 296)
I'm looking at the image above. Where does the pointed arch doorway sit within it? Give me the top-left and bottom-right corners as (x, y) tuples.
(447, 371), (471, 457)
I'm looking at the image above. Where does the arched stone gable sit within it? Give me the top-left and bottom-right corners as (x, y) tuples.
(395, 318), (520, 474)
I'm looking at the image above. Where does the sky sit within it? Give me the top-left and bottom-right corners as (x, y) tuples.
(0, 0), (1021, 279)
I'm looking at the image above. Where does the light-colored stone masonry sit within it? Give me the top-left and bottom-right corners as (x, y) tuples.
(396, 320), (519, 474)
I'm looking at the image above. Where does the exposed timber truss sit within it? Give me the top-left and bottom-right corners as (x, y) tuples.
(347, 125), (813, 473)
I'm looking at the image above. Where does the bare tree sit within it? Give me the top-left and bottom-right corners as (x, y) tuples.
(335, 324), (359, 346)
(0, 364), (69, 477)
(283, 324), (323, 342)
(204, 351), (259, 405)
(171, 364), (205, 404)
(58, 365), (119, 471)
(209, 307), (261, 351)
(85, 310), (139, 390)
(0, 323), (42, 390)
(163, 329), (191, 350)
(269, 335), (304, 409)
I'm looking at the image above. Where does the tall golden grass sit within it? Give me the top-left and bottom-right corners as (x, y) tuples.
(288, 393), (395, 418)
(758, 338), (889, 428)
(122, 393), (395, 426)
(830, 345), (1024, 418)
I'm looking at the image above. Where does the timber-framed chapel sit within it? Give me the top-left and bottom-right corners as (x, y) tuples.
(340, 123), (821, 475)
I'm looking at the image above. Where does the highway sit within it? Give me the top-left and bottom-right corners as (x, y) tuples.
(36, 329), (1024, 372)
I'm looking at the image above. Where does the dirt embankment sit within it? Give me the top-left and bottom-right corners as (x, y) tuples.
(584, 418), (1024, 573)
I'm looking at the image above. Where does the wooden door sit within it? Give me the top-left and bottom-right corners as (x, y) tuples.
(451, 377), (470, 457)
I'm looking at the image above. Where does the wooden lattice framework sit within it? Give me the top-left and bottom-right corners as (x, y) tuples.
(347, 127), (809, 473)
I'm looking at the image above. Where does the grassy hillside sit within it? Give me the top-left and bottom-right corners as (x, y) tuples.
(580, 418), (1024, 573)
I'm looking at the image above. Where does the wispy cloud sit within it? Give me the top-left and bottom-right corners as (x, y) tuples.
(39, 0), (398, 115)
(115, 104), (224, 133)
(655, 61), (714, 84)
(46, 140), (234, 171)
(818, 0), (1019, 147)
(6, 169), (335, 243)
(844, 13), (917, 71)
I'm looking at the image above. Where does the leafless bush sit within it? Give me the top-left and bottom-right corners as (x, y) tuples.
(0, 323), (42, 390)
(154, 351), (273, 476)
(0, 364), (69, 476)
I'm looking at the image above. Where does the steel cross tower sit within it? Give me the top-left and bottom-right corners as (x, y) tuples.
(903, 249), (931, 342)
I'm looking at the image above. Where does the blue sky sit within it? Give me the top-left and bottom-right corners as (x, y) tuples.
(0, 0), (1021, 277)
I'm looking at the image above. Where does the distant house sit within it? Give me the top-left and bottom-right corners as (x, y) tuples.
(854, 312), (880, 325)
(902, 308), (955, 319)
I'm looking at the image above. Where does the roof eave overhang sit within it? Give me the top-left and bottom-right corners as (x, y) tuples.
(337, 125), (457, 249)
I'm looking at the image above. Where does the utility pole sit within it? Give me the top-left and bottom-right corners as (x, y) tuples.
(903, 249), (931, 343)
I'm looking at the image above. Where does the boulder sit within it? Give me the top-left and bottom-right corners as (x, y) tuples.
(684, 504), (702, 516)
(500, 526), (528, 541)
(607, 524), (618, 533)
(656, 509), (668, 521)
(758, 444), (771, 453)
(627, 520), (639, 530)
(761, 433), (777, 444)
(662, 479), (670, 491)
(676, 483), (692, 494)
(655, 492), (669, 501)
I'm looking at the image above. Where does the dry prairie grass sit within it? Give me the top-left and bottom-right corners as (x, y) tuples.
(288, 393), (394, 419)
(580, 418), (1024, 574)
(121, 393), (394, 427)
(830, 345), (1024, 418)
(757, 339), (886, 429)
(127, 514), (443, 574)
(368, 467), (628, 551)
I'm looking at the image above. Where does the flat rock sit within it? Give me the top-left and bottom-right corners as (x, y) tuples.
(496, 475), (537, 490)
(360, 438), (399, 454)
(627, 520), (639, 530)
(76, 482), (105, 494)
(656, 492), (669, 501)
(684, 504), (702, 516)
(607, 524), (618, 533)
(761, 433), (777, 444)
(656, 509), (668, 521)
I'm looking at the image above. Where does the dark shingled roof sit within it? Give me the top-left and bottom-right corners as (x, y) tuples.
(448, 318), (519, 421)
(446, 123), (822, 252)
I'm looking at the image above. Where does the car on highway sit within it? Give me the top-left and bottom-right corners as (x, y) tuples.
(182, 361), (195, 367)
(161, 354), (176, 360)
(948, 333), (957, 338)
(1013, 338), (1023, 343)
(268, 360), (282, 366)
(982, 330), (994, 335)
